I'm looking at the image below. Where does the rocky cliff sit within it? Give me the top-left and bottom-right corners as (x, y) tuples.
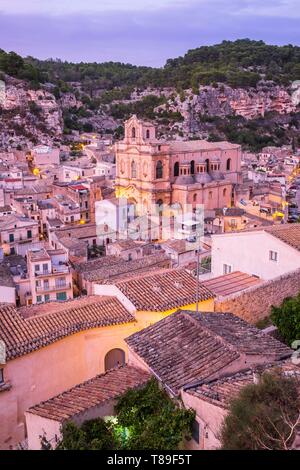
(0, 74), (299, 150)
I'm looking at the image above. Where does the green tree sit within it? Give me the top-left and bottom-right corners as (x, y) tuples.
(271, 293), (300, 345)
(115, 379), (195, 450)
(220, 370), (300, 450)
(56, 419), (115, 450)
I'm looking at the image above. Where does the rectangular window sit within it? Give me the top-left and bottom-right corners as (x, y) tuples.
(42, 263), (49, 273)
(192, 420), (200, 443)
(9, 233), (14, 242)
(36, 295), (42, 303)
(34, 264), (40, 272)
(0, 368), (4, 384)
(44, 294), (50, 302)
(223, 264), (232, 275)
(56, 292), (67, 301)
(27, 230), (32, 239)
(56, 278), (66, 288)
(269, 251), (278, 262)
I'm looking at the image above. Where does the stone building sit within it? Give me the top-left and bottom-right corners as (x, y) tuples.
(115, 115), (242, 215)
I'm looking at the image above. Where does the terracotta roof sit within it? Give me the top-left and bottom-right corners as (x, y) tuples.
(27, 365), (151, 422)
(125, 310), (291, 395)
(202, 271), (261, 297)
(82, 253), (170, 283)
(214, 223), (300, 248)
(264, 224), (300, 252)
(0, 297), (135, 361)
(115, 269), (213, 311)
(56, 224), (97, 240)
(185, 361), (300, 409)
(162, 239), (195, 254)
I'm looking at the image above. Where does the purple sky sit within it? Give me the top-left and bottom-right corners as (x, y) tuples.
(0, 0), (299, 66)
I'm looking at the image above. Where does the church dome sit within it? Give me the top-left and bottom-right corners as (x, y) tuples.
(194, 173), (213, 184)
(211, 171), (225, 181)
(174, 175), (195, 185)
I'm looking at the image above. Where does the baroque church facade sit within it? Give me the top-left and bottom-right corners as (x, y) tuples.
(115, 115), (242, 214)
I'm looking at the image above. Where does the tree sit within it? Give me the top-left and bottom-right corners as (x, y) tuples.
(271, 293), (300, 345)
(56, 419), (116, 450)
(220, 370), (300, 450)
(115, 379), (195, 450)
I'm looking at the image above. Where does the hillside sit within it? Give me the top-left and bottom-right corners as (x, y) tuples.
(0, 39), (300, 151)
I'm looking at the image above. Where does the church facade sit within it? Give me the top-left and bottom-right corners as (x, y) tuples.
(115, 115), (242, 214)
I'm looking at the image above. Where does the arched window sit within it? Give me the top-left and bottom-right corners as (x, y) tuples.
(146, 129), (150, 139)
(132, 127), (136, 139)
(223, 188), (227, 197)
(156, 160), (163, 179)
(104, 348), (125, 371)
(226, 158), (231, 171)
(190, 160), (195, 175)
(205, 158), (210, 173)
(208, 191), (213, 200)
(131, 160), (137, 178)
(174, 162), (179, 177)
(156, 199), (163, 217)
(193, 193), (197, 202)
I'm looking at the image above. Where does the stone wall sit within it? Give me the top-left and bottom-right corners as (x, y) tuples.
(215, 268), (300, 324)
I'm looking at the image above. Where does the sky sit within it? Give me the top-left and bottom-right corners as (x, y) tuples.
(0, 0), (299, 67)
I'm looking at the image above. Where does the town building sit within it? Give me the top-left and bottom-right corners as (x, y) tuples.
(0, 214), (39, 256)
(26, 248), (73, 305)
(125, 310), (292, 450)
(115, 115), (242, 216)
(211, 223), (300, 279)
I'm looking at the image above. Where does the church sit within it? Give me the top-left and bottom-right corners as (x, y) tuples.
(115, 115), (242, 215)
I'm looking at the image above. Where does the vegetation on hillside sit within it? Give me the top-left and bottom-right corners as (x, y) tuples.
(2, 39), (300, 96)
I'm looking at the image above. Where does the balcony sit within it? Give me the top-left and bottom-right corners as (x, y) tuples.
(35, 282), (72, 293)
(35, 265), (70, 277)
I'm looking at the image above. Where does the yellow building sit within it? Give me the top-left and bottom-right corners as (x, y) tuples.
(94, 268), (215, 330)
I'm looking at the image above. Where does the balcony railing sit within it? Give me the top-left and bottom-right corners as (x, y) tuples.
(35, 266), (70, 277)
(35, 282), (71, 293)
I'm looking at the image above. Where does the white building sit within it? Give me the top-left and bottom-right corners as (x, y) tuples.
(211, 223), (300, 280)
(0, 215), (39, 256)
(27, 248), (73, 305)
(94, 161), (116, 178)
